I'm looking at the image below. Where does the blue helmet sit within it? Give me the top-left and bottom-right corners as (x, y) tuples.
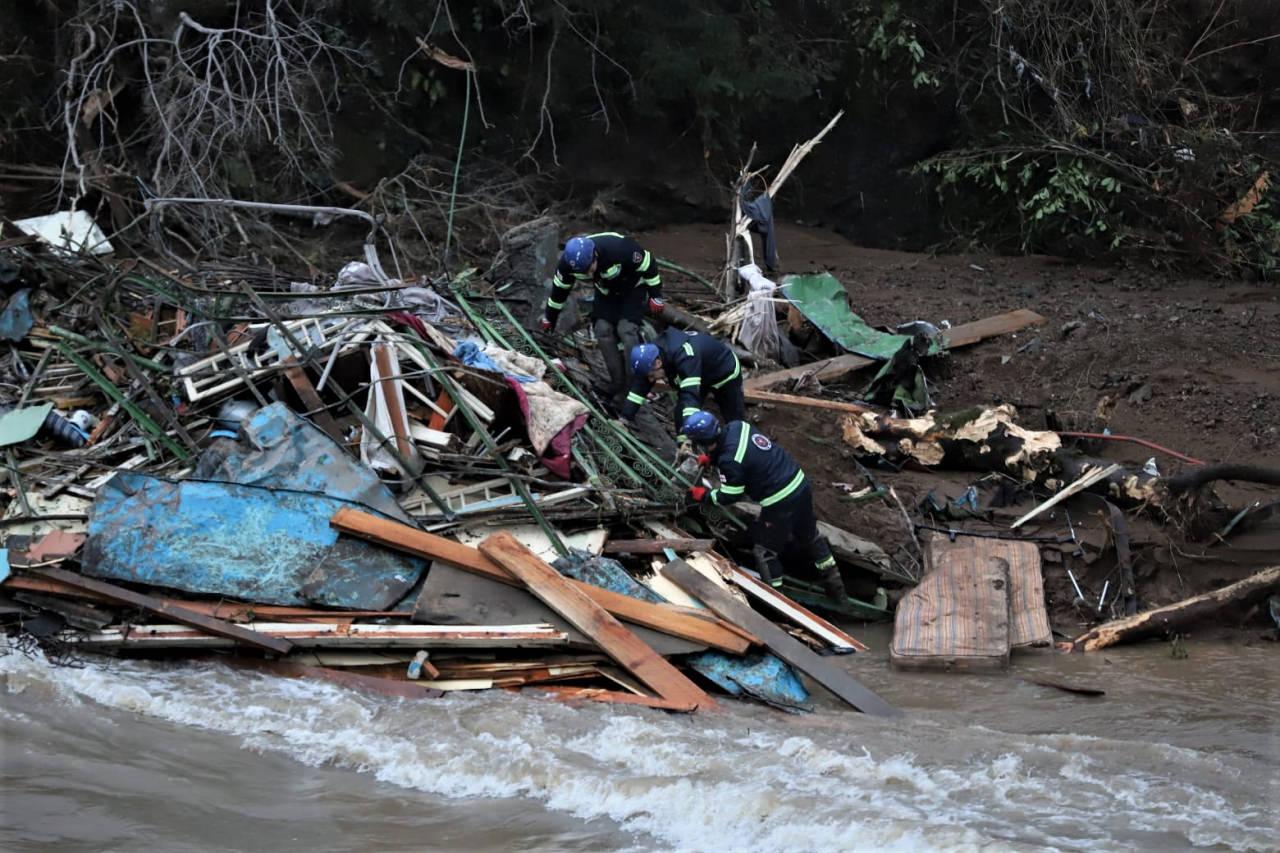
(681, 410), (721, 444)
(563, 236), (596, 272)
(630, 343), (660, 375)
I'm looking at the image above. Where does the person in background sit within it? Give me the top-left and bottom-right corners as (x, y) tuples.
(681, 410), (848, 603)
(541, 232), (663, 411)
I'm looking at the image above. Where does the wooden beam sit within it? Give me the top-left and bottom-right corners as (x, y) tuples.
(744, 389), (878, 414)
(602, 538), (716, 555)
(373, 343), (415, 458)
(724, 564), (869, 653)
(479, 533), (716, 711)
(520, 684), (699, 713)
(330, 508), (755, 654)
(663, 560), (900, 716)
(32, 567), (294, 655)
(745, 308), (1047, 393)
(1070, 566), (1280, 652)
(281, 357), (343, 444)
(70, 622), (568, 649)
(2, 576), (409, 623)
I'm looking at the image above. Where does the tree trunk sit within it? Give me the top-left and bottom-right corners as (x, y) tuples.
(1070, 566), (1280, 652)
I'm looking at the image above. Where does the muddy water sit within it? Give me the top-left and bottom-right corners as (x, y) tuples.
(2, 627), (1276, 852)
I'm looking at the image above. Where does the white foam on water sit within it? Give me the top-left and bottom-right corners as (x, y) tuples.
(2, 649), (1276, 853)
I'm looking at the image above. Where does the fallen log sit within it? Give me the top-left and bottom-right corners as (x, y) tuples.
(1070, 566), (1280, 652)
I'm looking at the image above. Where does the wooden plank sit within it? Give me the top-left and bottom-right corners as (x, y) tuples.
(1010, 463), (1122, 529)
(521, 685), (698, 713)
(744, 353), (875, 392)
(227, 659), (444, 700)
(663, 560), (900, 716)
(69, 621), (568, 649)
(373, 343), (414, 458)
(725, 564), (869, 653)
(427, 390), (455, 430)
(331, 508), (754, 654)
(479, 532), (717, 711)
(413, 562), (708, 657)
(281, 357), (343, 444)
(33, 567), (293, 655)
(602, 538), (716, 555)
(943, 308), (1047, 348)
(745, 308), (1046, 393)
(743, 389), (877, 414)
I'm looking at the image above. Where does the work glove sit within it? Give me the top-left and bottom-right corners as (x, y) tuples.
(695, 453), (711, 466)
(676, 438), (694, 459)
(539, 315), (553, 332)
(647, 297), (666, 315)
(688, 485), (708, 504)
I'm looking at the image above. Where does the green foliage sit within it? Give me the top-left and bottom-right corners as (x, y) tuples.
(854, 1), (940, 89)
(919, 153), (1127, 251)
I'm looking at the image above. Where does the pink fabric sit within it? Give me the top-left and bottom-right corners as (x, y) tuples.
(506, 377), (585, 479)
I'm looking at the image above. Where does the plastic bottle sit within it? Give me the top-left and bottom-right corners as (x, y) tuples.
(406, 650), (430, 680)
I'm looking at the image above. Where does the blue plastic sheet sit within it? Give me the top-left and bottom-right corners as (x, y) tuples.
(554, 551), (811, 709)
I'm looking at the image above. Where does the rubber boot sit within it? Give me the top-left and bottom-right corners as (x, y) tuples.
(752, 544), (785, 589)
(820, 566), (848, 603)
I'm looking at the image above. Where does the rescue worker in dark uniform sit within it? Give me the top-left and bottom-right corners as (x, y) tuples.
(541, 232), (663, 409)
(681, 410), (848, 602)
(620, 329), (745, 431)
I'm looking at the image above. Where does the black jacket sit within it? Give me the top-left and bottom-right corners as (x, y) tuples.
(620, 328), (741, 421)
(545, 232), (661, 324)
(707, 421), (806, 508)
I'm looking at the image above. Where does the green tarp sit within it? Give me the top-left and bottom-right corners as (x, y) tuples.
(780, 272), (942, 361)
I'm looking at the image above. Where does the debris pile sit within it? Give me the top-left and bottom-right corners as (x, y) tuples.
(2, 188), (1276, 717)
(0, 210), (913, 716)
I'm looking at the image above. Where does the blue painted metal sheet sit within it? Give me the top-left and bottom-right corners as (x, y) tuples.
(198, 403), (416, 523)
(83, 404), (428, 609)
(83, 473), (425, 608)
(554, 551), (810, 708)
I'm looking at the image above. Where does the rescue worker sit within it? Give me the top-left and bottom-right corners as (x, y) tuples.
(620, 329), (745, 430)
(540, 232), (663, 410)
(681, 410), (848, 602)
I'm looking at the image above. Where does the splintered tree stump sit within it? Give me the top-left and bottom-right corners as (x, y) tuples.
(1070, 566), (1280, 652)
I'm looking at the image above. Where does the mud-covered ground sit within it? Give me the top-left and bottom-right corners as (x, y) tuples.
(638, 222), (1280, 636)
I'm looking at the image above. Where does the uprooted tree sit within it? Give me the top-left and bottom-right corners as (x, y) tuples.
(839, 404), (1280, 537)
